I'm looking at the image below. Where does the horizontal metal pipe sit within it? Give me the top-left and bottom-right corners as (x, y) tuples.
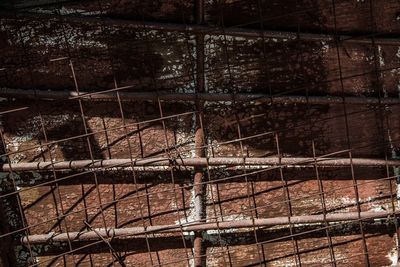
(1, 11), (399, 45)
(1, 88), (400, 105)
(2, 157), (400, 172)
(20, 210), (396, 244)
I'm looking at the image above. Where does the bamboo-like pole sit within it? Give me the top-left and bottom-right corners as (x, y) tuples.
(20, 210), (396, 245)
(2, 157), (400, 172)
(193, 0), (206, 265)
(2, 87), (400, 105)
(1, 11), (399, 45)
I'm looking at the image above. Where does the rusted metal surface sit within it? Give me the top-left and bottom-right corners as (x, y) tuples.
(1, 0), (400, 266)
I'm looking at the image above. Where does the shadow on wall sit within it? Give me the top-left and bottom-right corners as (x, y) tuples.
(0, 18), (170, 92)
(203, 34), (329, 156)
(206, 0), (327, 32)
(1, 102), (103, 161)
(0, 0), (338, 160)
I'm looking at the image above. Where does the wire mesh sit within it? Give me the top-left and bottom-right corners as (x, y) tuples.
(1, 0), (400, 266)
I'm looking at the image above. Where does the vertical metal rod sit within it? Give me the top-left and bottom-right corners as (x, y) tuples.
(69, 61), (117, 265)
(138, 5), (194, 262)
(235, 117), (265, 267)
(303, 50), (336, 264)
(156, 100), (193, 266)
(95, 0), (162, 261)
(312, 141), (336, 266)
(194, 0), (206, 266)
(140, 6), (193, 262)
(201, 116), (231, 266)
(330, 0), (370, 265)
(100, 117), (118, 229)
(54, 3), (116, 261)
(275, 133), (302, 266)
(36, 112), (78, 265)
(115, 89), (160, 265)
(217, 2), (250, 264)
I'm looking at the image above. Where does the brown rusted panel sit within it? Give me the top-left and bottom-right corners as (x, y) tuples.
(1, 1), (400, 266)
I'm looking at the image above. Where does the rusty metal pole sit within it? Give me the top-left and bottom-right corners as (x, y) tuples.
(2, 11), (400, 45)
(2, 157), (400, 172)
(19, 210), (399, 245)
(4, 87), (400, 105)
(193, 0), (206, 266)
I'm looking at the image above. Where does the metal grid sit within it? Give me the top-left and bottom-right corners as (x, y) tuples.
(0, 0), (400, 266)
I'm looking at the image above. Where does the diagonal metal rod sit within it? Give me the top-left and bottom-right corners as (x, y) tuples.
(20, 210), (397, 245)
(83, 221), (126, 266)
(2, 157), (400, 172)
(2, 87), (400, 105)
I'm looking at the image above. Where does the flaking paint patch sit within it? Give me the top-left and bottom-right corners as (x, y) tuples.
(321, 41), (329, 53)
(174, 184), (196, 227)
(298, 196), (392, 214)
(387, 245), (398, 266)
(1, 20), (107, 52)
(378, 45), (385, 67)
(31, 7), (103, 16)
